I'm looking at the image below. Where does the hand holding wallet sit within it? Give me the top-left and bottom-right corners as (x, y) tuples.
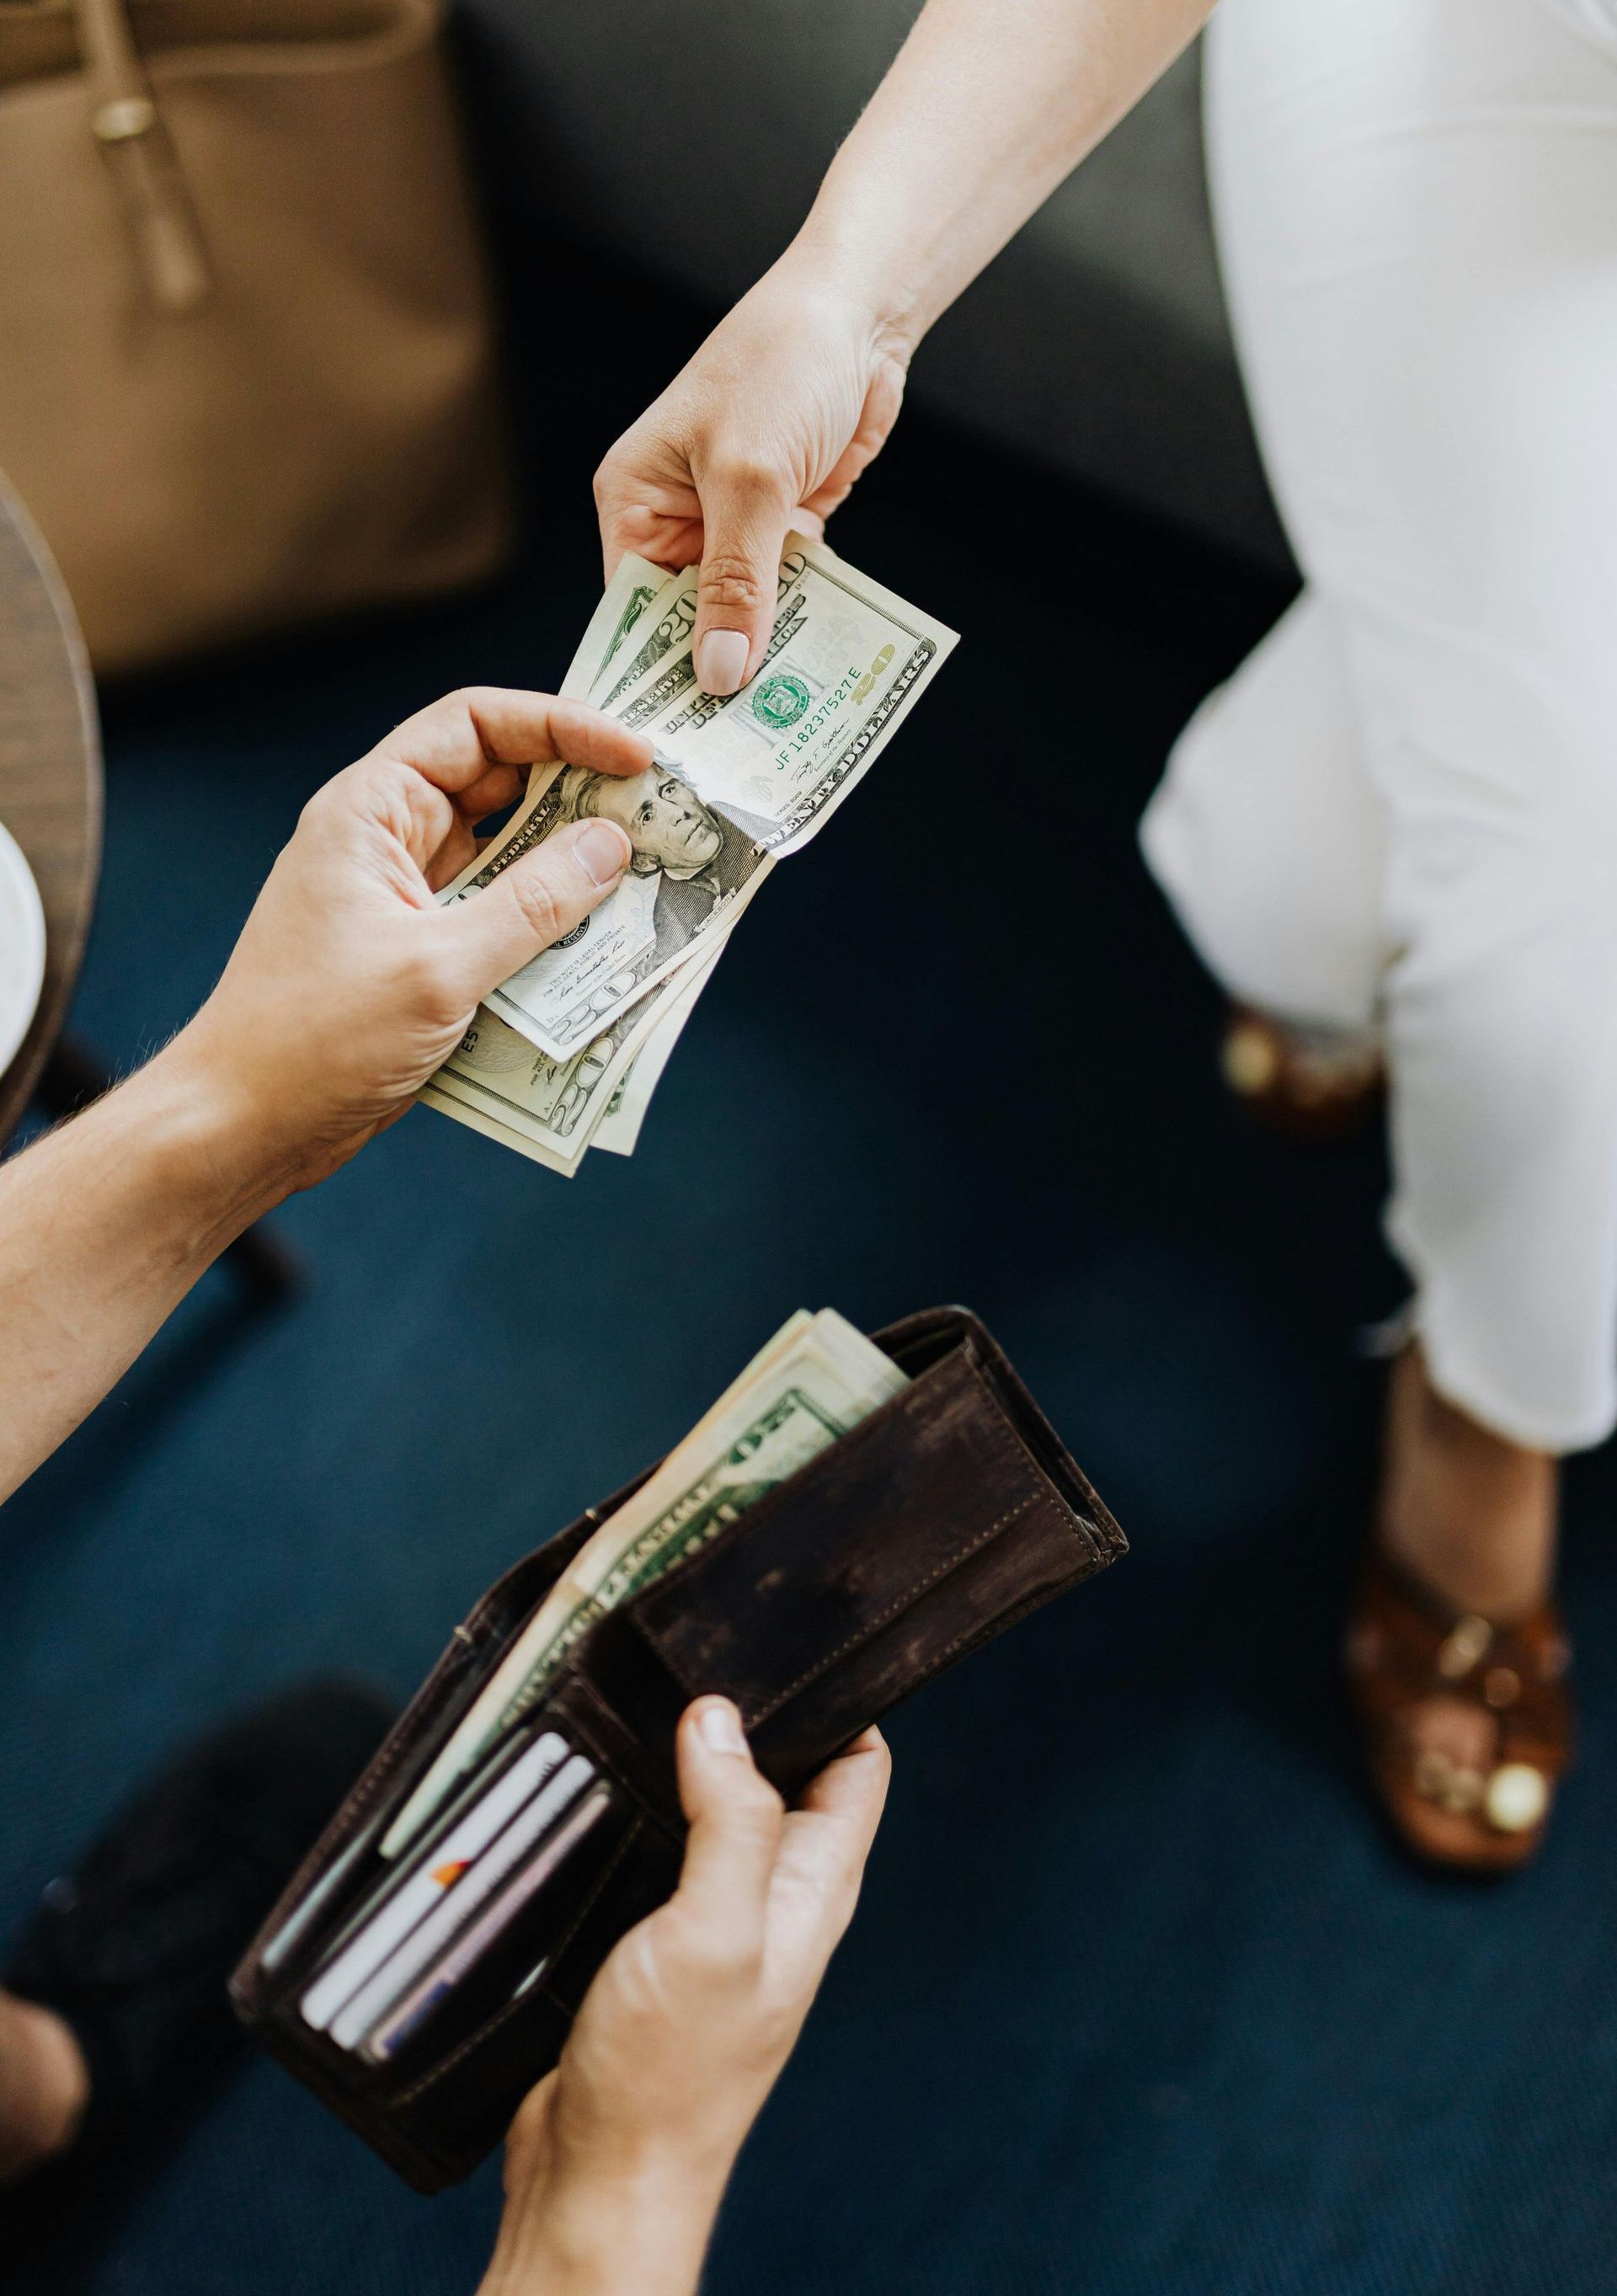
(231, 1306), (1126, 2192)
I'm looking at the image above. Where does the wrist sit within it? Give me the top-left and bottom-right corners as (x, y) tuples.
(483, 2143), (732, 2296)
(126, 1029), (303, 1241)
(771, 226), (925, 369)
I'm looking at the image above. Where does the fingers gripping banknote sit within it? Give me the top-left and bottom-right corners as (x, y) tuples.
(424, 542), (957, 1169)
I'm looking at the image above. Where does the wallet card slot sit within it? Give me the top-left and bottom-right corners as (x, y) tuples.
(366, 1815), (678, 2187)
(237, 1486), (654, 2009)
(270, 1814), (661, 2196)
(391, 1804), (646, 2105)
(242, 1641), (496, 2004)
(371, 1793), (634, 2089)
(255, 1791), (640, 2129)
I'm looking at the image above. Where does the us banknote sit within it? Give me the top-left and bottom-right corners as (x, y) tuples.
(423, 542), (956, 1167)
(450, 541), (956, 1061)
(590, 942), (718, 1157)
(380, 1307), (907, 1856)
(560, 554), (670, 700)
(424, 933), (725, 1176)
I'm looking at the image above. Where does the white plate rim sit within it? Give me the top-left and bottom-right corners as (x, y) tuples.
(0, 817), (47, 1081)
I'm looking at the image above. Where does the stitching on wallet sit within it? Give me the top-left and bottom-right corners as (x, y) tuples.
(641, 1360), (1041, 1696)
(889, 1570), (1095, 1701)
(744, 1489), (1043, 1727)
(394, 1817), (644, 2103)
(958, 1354), (1119, 1561)
(689, 1349), (1107, 1717)
(955, 1359), (1105, 1555)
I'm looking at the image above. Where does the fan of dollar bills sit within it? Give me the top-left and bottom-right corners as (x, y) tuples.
(419, 541), (958, 1173)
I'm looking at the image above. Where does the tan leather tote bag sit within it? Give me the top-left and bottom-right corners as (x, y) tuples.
(0, 0), (510, 675)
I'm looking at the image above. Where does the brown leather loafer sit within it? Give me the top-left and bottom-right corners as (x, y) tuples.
(1345, 1546), (1572, 1875)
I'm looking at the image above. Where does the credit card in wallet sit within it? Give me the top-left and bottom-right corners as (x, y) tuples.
(300, 1730), (574, 2035)
(360, 1781), (614, 2064)
(324, 1751), (598, 2053)
(264, 1710), (556, 1984)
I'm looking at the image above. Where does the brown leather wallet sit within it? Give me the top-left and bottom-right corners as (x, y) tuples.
(230, 1306), (1125, 2192)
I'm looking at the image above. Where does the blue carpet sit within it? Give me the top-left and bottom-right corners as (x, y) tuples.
(5, 263), (1617, 2294)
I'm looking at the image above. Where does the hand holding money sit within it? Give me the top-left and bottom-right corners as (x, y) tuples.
(181, 686), (646, 1193)
(422, 540), (958, 1173)
(593, 256), (909, 693)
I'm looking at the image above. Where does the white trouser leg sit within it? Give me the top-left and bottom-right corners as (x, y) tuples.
(1144, 0), (1617, 1450)
(1141, 589), (1389, 1036)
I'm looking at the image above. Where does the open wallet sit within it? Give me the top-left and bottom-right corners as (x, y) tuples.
(230, 1306), (1127, 2192)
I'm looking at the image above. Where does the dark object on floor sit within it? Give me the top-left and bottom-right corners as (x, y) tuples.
(2, 1681), (396, 2285)
(33, 1039), (302, 1306)
(1346, 1546), (1572, 1876)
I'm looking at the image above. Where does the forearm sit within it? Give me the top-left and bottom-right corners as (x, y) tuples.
(0, 1029), (290, 1501)
(791, 0), (1214, 347)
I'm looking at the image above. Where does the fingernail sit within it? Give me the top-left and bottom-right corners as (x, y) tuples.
(574, 821), (632, 886)
(696, 1698), (746, 1754)
(696, 629), (749, 697)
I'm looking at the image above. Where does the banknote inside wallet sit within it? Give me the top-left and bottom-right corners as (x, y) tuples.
(231, 1305), (1126, 2192)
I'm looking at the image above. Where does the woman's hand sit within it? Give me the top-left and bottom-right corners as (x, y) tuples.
(173, 686), (651, 1194)
(595, 0), (1215, 713)
(480, 1699), (890, 2296)
(595, 259), (911, 697)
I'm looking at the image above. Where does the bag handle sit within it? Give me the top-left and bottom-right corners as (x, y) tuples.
(75, 0), (211, 314)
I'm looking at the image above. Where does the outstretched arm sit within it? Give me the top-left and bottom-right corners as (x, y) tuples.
(0, 689), (648, 1503)
(804, 0), (1213, 352)
(596, 0), (1213, 691)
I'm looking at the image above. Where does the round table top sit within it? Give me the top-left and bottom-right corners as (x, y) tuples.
(0, 474), (102, 1150)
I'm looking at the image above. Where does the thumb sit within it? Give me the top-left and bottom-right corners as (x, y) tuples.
(692, 465), (792, 697)
(672, 1697), (784, 1943)
(445, 819), (632, 1001)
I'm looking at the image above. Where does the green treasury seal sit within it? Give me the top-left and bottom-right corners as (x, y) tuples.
(751, 672), (812, 730)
